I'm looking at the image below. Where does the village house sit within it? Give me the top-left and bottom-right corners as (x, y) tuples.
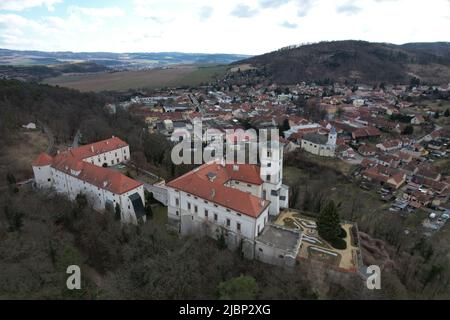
(32, 137), (146, 224)
(362, 165), (406, 189)
(376, 139), (403, 152)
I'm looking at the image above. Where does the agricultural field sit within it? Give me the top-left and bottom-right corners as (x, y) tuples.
(43, 64), (228, 92)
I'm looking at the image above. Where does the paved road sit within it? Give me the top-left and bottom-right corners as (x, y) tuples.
(72, 130), (81, 148)
(37, 120), (55, 155)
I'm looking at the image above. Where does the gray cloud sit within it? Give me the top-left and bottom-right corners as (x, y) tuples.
(199, 6), (213, 21)
(230, 4), (259, 18)
(279, 20), (298, 28)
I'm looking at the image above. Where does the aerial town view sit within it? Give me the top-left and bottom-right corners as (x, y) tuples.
(0, 0), (449, 311)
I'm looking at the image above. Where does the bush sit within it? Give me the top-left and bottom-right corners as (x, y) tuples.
(330, 238), (347, 250)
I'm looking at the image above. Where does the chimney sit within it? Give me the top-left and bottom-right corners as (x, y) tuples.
(260, 199), (265, 207)
(211, 188), (216, 199)
(233, 165), (239, 172)
(91, 146), (94, 152)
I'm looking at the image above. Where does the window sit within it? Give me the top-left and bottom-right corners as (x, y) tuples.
(115, 152), (118, 157)
(214, 213), (218, 221)
(205, 210), (208, 218)
(278, 255), (284, 259)
(204, 200), (208, 204)
(266, 174), (270, 182)
(175, 198), (179, 206)
(236, 181), (240, 185)
(268, 163), (272, 167)
(214, 204), (218, 208)
(262, 190), (267, 199)
(267, 150), (272, 157)
(226, 219), (230, 227)
(176, 211), (179, 216)
(258, 248), (263, 252)
(47, 178), (51, 182)
(237, 223), (241, 232)
(247, 184), (251, 187)
(194, 205), (198, 213)
(226, 209), (231, 213)
(104, 156), (106, 161)
(187, 203), (191, 210)
(124, 156), (127, 160)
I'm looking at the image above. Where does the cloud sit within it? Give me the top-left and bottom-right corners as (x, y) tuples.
(336, 1), (362, 15)
(230, 4), (259, 18)
(279, 20), (298, 28)
(0, 0), (62, 12)
(297, 0), (316, 17)
(68, 6), (125, 18)
(259, 0), (290, 8)
(199, 6), (213, 21)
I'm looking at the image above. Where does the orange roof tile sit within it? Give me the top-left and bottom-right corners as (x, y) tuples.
(32, 153), (53, 166)
(167, 163), (269, 218)
(69, 137), (128, 160)
(51, 151), (142, 194)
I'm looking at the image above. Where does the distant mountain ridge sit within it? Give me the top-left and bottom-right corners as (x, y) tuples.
(0, 48), (251, 69)
(236, 41), (450, 85)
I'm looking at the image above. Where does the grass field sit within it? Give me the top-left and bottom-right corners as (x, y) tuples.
(43, 64), (228, 92)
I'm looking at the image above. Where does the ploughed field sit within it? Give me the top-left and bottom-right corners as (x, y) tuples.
(43, 64), (228, 92)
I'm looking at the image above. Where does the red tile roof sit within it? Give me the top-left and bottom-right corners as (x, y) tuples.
(69, 137), (128, 160)
(32, 153), (53, 166)
(167, 163), (269, 218)
(32, 137), (141, 195)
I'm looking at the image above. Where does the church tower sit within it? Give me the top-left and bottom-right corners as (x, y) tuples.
(327, 126), (337, 146)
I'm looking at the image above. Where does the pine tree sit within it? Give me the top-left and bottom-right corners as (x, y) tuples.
(317, 200), (341, 242)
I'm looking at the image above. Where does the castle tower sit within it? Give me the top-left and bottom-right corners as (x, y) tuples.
(32, 153), (53, 189)
(260, 141), (284, 216)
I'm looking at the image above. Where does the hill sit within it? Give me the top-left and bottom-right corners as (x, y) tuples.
(0, 62), (109, 82)
(236, 41), (450, 85)
(0, 48), (250, 69)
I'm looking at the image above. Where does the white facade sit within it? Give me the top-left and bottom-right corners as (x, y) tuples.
(32, 138), (145, 225)
(300, 128), (337, 158)
(167, 188), (270, 241)
(83, 145), (130, 167)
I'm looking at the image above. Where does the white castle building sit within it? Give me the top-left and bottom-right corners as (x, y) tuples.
(32, 136), (146, 224)
(166, 143), (301, 266)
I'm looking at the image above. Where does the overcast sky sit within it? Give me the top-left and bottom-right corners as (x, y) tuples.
(0, 0), (449, 55)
